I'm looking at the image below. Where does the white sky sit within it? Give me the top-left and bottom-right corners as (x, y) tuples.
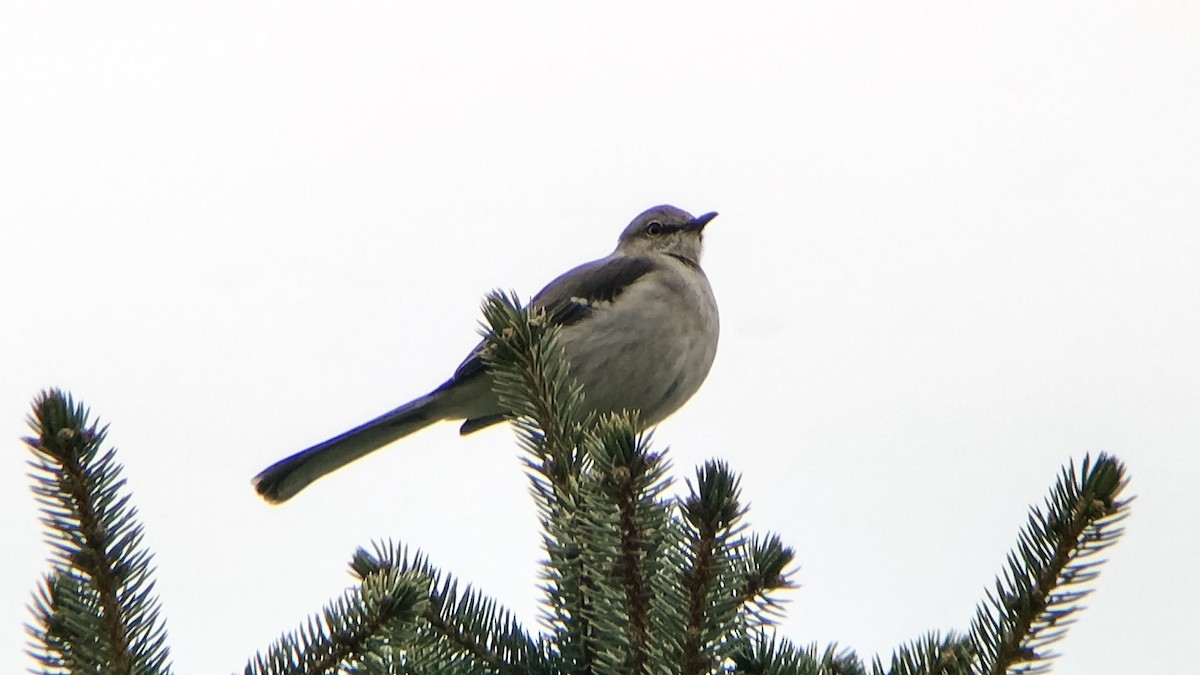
(3, 2), (1198, 673)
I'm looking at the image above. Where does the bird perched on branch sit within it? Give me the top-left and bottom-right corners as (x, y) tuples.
(253, 205), (719, 503)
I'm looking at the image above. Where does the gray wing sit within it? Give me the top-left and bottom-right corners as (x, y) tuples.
(530, 255), (658, 326)
(442, 254), (657, 391)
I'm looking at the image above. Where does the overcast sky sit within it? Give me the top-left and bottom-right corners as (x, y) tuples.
(3, 2), (1198, 673)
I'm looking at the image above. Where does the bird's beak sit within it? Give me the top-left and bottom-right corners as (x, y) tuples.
(685, 211), (719, 232)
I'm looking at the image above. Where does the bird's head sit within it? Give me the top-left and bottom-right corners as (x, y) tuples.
(616, 205), (718, 265)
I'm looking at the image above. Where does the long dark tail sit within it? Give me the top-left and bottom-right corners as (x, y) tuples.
(253, 392), (443, 503)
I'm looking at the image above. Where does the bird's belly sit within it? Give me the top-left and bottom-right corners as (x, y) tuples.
(557, 281), (718, 427)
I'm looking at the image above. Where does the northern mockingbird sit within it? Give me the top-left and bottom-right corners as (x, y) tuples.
(253, 205), (719, 503)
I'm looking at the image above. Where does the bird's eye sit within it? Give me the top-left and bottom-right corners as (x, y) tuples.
(645, 221), (666, 235)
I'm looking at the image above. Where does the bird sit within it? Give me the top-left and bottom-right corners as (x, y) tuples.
(253, 205), (719, 503)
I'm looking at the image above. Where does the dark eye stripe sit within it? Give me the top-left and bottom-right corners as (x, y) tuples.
(646, 221), (680, 235)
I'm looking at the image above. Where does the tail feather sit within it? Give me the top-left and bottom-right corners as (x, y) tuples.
(253, 393), (442, 503)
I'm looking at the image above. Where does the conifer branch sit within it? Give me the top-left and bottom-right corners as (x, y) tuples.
(588, 415), (676, 672)
(969, 453), (1131, 675)
(737, 534), (797, 626)
(873, 632), (975, 675)
(479, 291), (602, 670)
(24, 389), (172, 675)
(594, 421), (653, 670)
(350, 541), (553, 673)
(731, 632), (865, 675)
(245, 567), (426, 674)
(479, 291), (588, 487)
(680, 460), (751, 674)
